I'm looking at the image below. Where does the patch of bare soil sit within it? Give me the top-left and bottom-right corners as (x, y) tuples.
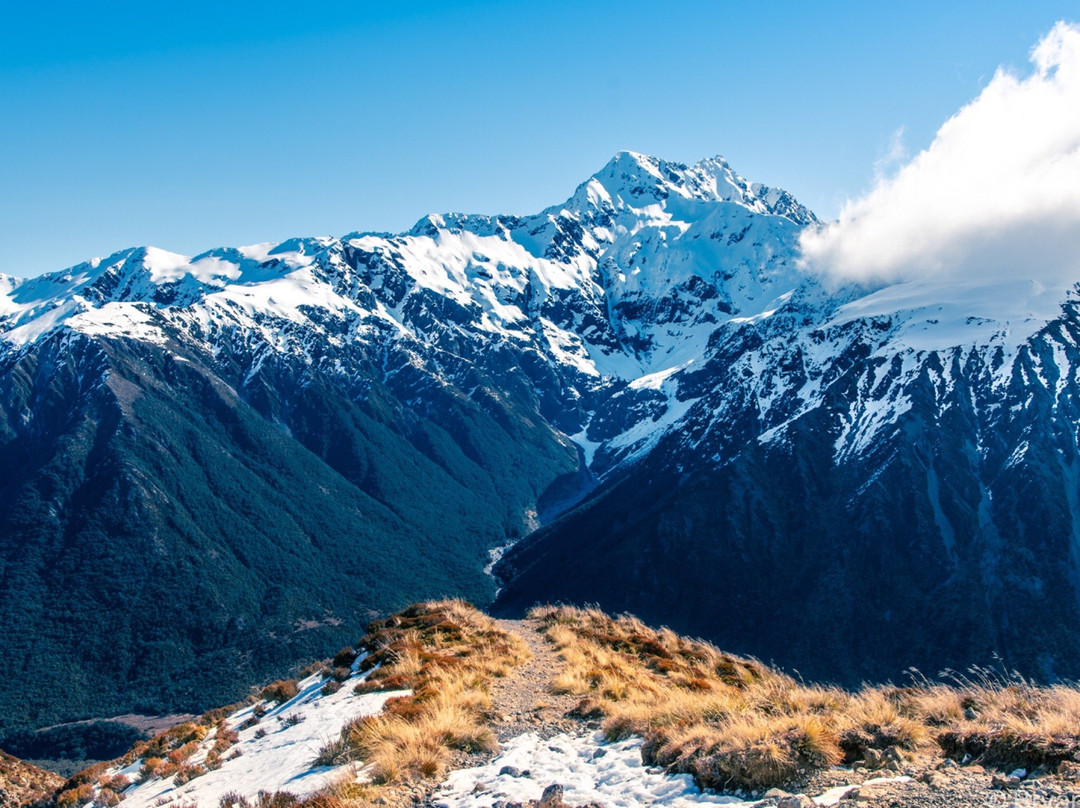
(487, 619), (585, 742)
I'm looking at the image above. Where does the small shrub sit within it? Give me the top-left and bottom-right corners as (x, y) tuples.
(140, 757), (165, 779)
(103, 775), (131, 793)
(202, 703), (247, 726)
(167, 740), (201, 765)
(213, 721), (240, 753)
(312, 737), (349, 768)
(93, 789), (121, 808)
(260, 680), (300, 705)
(238, 716), (260, 731)
(254, 728), (267, 739)
(204, 750), (224, 771)
(170, 723), (207, 744)
(255, 791), (298, 808)
(281, 713), (305, 727)
(220, 792), (252, 808)
(300, 660), (329, 678)
(333, 647), (359, 668)
(321, 681), (342, 696)
(173, 764), (206, 785)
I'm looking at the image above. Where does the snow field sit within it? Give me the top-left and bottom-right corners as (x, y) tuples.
(432, 731), (747, 808)
(113, 668), (408, 808)
(432, 731), (909, 808)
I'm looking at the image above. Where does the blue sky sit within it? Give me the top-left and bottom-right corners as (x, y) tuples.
(1, 1), (1075, 277)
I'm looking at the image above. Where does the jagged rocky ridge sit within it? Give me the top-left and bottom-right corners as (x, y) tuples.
(2, 151), (1080, 737)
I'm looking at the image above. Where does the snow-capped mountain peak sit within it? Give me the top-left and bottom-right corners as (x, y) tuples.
(578, 151), (816, 225)
(5, 151), (1080, 716)
(2, 151), (1078, 481)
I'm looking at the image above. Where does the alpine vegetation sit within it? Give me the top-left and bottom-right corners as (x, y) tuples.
(39, 604), (1080, 808)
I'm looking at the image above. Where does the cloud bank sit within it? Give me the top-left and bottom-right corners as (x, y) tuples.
(800, 21), (1080, 287)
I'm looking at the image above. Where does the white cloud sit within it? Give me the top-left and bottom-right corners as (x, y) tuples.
(800, 21), (1080, 288)
(873, 126), (908, 185)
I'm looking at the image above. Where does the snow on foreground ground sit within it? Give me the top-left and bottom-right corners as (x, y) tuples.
(103, 668), (901, 808)
(110, 668), (407, 808)
(432, 731), (908, 808)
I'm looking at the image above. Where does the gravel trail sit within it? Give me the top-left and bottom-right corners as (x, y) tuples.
(488, 618), (583, 742)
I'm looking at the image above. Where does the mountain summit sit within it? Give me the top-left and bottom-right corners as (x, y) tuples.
(2, 153), (1079, 743)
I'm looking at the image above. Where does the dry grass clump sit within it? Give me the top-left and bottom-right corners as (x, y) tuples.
(532, 605), (845, 790)
(642, 713), (841, 791)
(837, 671), (1080, 770)
(835, 688), (929, 762)
(532, 606), (1080, 791)
(926, 671), (1080, 770)
(260, 679), (301, 705)
(218, 790), (351, 808)
(317, 600), (528, 786)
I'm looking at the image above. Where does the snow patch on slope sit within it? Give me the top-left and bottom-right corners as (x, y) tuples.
(432, 731), (911, 808)
(432, 731), (746, 808)
(67, 303), (169, 346)
(113, 671), (407, 808)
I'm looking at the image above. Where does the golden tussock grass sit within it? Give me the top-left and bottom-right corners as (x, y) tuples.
(56, 601), (525, 808)
(317, 599), (528, 788)
(531, 605), (1080, 791)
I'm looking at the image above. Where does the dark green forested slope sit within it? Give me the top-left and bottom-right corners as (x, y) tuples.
(0, 331), (576, 738)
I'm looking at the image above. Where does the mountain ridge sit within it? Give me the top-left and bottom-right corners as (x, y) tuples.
(3, 150), (1080, 745)
(19, 602), (1080, 808)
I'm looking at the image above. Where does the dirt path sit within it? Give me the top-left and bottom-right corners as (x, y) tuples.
(488, 618), (582, 742)
(422, 616), (1062, 808)
(474, 628), (1069, 808)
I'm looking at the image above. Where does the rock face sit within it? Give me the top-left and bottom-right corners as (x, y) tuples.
(3, 150), (1080, 735)
(492, 265), (1080, 683)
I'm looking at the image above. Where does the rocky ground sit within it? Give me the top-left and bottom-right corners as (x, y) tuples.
(487, 619), (583, 743)
(793, 755), (1080, 808)
(417, 619), (1080, 808)
(12, 617), (1080, 808)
